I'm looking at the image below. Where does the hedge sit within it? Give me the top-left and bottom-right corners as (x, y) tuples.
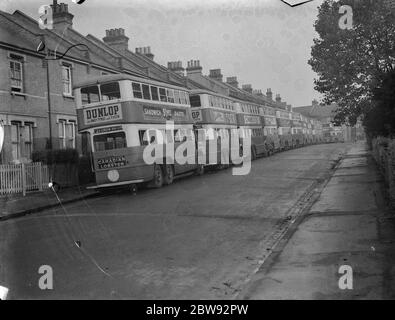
(32, 148), (79, 165)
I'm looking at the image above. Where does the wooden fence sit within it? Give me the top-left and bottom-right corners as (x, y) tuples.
(0, 162), (50, 196)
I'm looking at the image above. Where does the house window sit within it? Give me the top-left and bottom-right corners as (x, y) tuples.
(11, 121), (21, 161)
(58, 119), (76, 149)
(62, 64), (72, 96)
(24, 123), (34, 159)
(67, 121), (76, 149)
(9, 55), (23, 92)
(58, 119), (67, 149)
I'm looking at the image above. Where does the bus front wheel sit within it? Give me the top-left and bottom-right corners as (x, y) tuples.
(152, 164), (164, 188)
(195, 164), (204, 176)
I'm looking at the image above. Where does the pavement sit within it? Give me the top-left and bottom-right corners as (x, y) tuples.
(239, 141), (395, 299)
(0, 185), (98, 221)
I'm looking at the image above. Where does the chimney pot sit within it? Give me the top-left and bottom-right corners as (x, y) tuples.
(226, 76), (239, 88)
(209, 69), (223, 82)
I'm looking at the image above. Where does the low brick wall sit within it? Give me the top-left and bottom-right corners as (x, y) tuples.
(371, 137), (395, 207)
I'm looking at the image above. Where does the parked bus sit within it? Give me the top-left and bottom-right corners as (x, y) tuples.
(276, 109), (292, 151)
(291, 112), (304, 148)
(74, 74), (202, 190)
(188, 89), (238, 168)
(260, 105), (280, 153)
(234, 100), (267, 160)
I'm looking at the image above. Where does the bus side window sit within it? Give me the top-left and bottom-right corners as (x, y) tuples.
(174, 90), (180, 104)
(167, 89), (175, 103)
(150, 86), (159, 101)
(159, 88), (167, 102)
(101, 82), (120, 101)
(142, 84), (151, 100)
(132, 82), (143, 99)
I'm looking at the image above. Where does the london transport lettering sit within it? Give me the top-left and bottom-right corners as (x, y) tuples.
(84, 104), (122, 125)
(97, 155), (127, 169)
(143, 106), (187, 121)
(94, 125), (123, 134)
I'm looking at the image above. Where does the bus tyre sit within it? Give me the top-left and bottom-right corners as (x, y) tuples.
(163, 165), (174, 185)
(195, 164), (204, 176)
(152, 164), (164, 188)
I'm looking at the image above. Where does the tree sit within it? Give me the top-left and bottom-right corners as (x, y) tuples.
(363, 69), (395, 137)
(308, 0), (395, 127)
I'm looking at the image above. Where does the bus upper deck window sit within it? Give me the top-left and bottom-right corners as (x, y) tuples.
(159, 88), (167, 102)
(142, 84), (151, 100)
(167, 89), (175, 103)
(81, 85), (100, 105)
(189, 95), (201, 108)
(150, 86), (159, 101)
(174, 90), (180, 104)
(132, 82), (143, 99)
(185, 93), (190, 105)
(101, 82), (120, 101)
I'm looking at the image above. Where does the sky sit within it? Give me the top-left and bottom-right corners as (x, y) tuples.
(1, 0), (325, 107)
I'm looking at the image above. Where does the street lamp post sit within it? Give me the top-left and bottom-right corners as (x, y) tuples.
(37, 39), (89, 151)
(45, 52), (53, 151)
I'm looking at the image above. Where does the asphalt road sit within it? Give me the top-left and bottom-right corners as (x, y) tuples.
(0, 143), (352, 299)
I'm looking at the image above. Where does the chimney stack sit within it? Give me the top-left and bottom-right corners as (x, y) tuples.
(135, 46), (154, 60)
(167, 61), (185, 76)
(253, 89), (263, 97)
(275, 94), (282, 103)
(103, 28), (129, 52)
(208, 69), (223, 82)
(186, 60), (202, 76)
(266, 88), (273, 100)
(226, 76), (238, 88)
(242, 84), (253, 93)
(50, 1), (74, 31)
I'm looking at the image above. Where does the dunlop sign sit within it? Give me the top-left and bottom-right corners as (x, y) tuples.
(84, 104), (122, 125)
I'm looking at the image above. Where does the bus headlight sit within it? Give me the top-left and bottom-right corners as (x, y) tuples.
(107, 170), (120, 182)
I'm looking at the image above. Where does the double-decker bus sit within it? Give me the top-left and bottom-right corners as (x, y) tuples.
(291, 112), (304, 147)
(74, 74), (201, 190)
(260, 105), (280, 153)
(300, 115), (309, 145)
(188, 89), (237, 168)
(234, 100), (267, 160)
(276, 109), (292, 150)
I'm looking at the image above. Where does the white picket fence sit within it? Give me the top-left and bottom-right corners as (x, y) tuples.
(0, 162), (50, 196)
